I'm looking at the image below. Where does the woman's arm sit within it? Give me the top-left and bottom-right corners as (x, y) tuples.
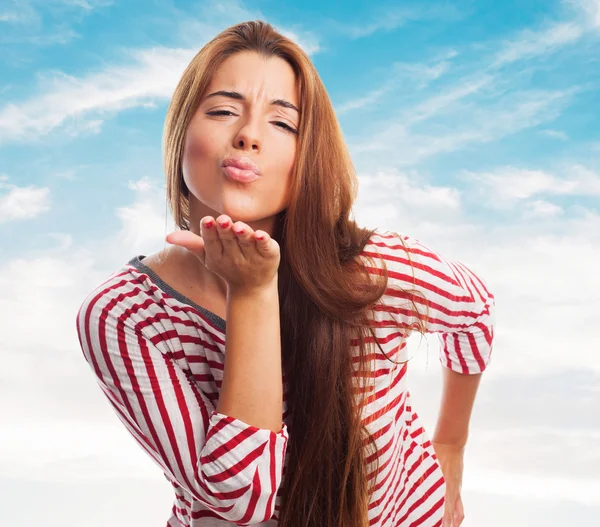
(432, 368), (482, 447)
(76, 288), (289, 523)
(376, 231), (494, 443)
(368, 230), (496, 376)
(369, 229), (495, 527)
(217, 281), (284, 433)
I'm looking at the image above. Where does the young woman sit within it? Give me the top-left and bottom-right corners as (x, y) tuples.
(76, 20), (495, 527)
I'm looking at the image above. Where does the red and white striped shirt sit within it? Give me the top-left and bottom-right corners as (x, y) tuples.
(75, 228), (495, 527)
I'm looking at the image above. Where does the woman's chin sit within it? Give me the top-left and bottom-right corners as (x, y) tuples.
(216, 200), (262, 223)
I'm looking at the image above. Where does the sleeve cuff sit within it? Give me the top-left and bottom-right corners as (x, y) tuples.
(209, 410), (289, 440)
(439, 323), (494, 374)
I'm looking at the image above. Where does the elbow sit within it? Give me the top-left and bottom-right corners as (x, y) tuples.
(182, 411), (289, 522)
(189, 465), (282, 524)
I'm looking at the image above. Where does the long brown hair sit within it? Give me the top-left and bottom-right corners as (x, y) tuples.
(162, 20), (429, 527)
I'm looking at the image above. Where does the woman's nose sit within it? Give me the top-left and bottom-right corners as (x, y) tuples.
(234, 117), (262, 151)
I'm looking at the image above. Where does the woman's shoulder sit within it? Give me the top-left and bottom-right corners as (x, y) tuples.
(359, 227), (462, 299)
(76, 255), (154, 324)
(360, 227), (424, 266)
(76, 252), (226, 340)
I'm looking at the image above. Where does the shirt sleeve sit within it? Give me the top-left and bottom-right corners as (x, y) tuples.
(75, 292), (289, 525)
(370, 230), (496, 375)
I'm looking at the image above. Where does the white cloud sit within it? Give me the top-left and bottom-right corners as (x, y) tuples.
(0, 47), (199, 142)
(395, 58), (454, 88)
(0, 12), (320, 142)
(408, 362), (600, 507)
(461, 216), (600, 376)
(336, 84), (395, 115)
(0, 12), (22, 22)
(0, 176), (171, 368)
(276, 27), (321, 56)
(523, 199), (564, 218)
(354, 168), (463, 235)
(542, 129), (570, 140)
(3, 28), (81, 46)
(333, 4), (464, 39)
(336, 51), (457, 115)
(0, 183), (51, 223)
(0, 420), (158, 481)
(55, 0), (113, 10)
(402, 74), (494, 126)
(462, 164), (600, 208)
(115, 177), (175, 256)
(358, 170), (462, 207)
(351, 87), (576, 166)
(491, 21), (584, 67)
(0, 1), (39, 26)
(51, 164), (91, 181)
(566, 0), (600, 29)
(175, 0), (321, 56)
(0, 48), (194, 141)
(0, 0), (111, 46)
(465, 469), (600, 506)
(0, 176), (174, 485)
(351, 167), (600, 379)
(341, 2), (594, 167)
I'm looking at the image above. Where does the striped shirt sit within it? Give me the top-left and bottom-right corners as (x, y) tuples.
(75, 228), (495, 526)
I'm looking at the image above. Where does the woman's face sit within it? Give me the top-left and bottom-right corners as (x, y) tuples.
(182, 50), (300, 234)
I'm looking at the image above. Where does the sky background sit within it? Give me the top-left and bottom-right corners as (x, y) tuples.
(1, 0), (599, 525)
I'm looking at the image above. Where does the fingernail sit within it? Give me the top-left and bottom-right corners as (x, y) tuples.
(256, 234), (265, 240)
(218, 220), (229, 228)
(204, 220), (214, 228)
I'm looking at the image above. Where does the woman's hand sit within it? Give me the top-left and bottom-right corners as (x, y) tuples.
(431, 440), (466, 527)
(165, 214), (281, 294)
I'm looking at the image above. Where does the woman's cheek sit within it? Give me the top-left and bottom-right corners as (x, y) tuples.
(186, 129), (211, 157)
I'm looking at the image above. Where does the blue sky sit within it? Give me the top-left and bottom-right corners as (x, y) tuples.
(1, 1), (599, 526)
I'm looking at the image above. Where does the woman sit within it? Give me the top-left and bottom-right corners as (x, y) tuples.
(76, 20), (495, 527)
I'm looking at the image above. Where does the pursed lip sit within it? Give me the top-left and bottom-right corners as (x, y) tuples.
(222, 156), (261, 175)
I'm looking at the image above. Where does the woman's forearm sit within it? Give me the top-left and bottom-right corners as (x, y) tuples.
(216, 282), (283, 434)
(432, 367), (482, 447)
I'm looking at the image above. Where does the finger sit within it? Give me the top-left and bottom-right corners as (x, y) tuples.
(232, 222), (255, 258)
(200, 216), (219, 241)
(165, 230), (206, 265)
(254, 230), (277, 255)
(216, 215), (240, 253)
(201, 216), (222, 258)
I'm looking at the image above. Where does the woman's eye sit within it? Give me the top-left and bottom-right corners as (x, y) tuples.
(207, 110), (235, 116)
(206, 110), (297, 134)
(274, 121), (298, 134)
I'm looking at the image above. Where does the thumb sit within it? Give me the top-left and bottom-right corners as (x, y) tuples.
(165, 231), (206, 266)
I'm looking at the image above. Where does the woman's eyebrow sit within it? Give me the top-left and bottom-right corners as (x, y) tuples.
(204, 90), (299, 114)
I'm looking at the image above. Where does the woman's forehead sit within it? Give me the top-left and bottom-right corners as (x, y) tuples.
(206, 53), (299, 105)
